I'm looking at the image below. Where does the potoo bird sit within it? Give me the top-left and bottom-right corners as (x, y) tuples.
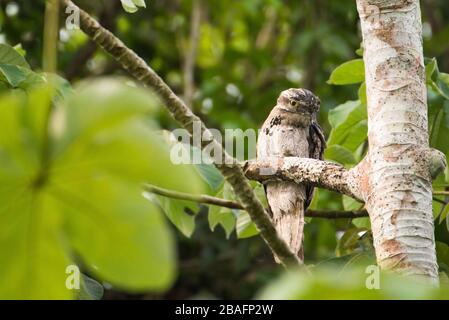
(257, 88), (325, 262)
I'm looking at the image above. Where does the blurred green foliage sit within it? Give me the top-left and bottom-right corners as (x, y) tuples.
(0, 0), (449, 299)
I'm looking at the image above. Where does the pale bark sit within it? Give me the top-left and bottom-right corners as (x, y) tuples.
(244, 157), (363, 201)
(356, 0), (439, 282)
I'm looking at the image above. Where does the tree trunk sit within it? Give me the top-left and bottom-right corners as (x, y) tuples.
(356, 0), (439, 282)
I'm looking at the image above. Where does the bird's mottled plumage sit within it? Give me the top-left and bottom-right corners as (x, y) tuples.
(257, 88), (325, 262)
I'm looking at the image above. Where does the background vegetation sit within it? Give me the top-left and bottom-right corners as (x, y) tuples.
(1, 0), (449, 299)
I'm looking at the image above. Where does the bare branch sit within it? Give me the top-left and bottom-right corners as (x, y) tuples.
(144, 184), (369, 219)
(144, 184), (243, 210)
(434, 191), (449, 196)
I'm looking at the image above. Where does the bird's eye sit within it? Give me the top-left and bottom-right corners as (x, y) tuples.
(290, 100), (299, 107)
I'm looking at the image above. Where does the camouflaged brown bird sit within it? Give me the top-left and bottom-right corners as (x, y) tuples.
(257, 88), (326, 262)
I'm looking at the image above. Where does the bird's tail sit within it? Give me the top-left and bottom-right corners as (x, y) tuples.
(266, 182), (306, 263)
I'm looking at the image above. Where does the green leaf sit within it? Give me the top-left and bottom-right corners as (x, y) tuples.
(0, 192), (73, 299)
(0, 43), (30, 69)
(78, 274), (104, 300)
(13, 44), (26, 57)
(447, 209), (449, 232)
(132, 0), (147, 8)
(55, 177), (176, 292)
(425, 58), (449, 100)
(436, 242), (449, 273)
(358, 82), (367, 106)
(208, 206), (236, 239)
(324, 145), (356, 165)
(336, 227), (367, 257)
(425, 57), (438, 84)
(327, 100), (367, 153)
(53, 79), (203, 194)
(439, 203), (449, 224)
(207, 185), (236, 238)
(121, 0), (146, 13)
(0, 79), (204, 298)
(152, 195), (197, 238)
(0, 64), (29, 87)
(0, 56), (44, 89)
(327, 59), (365, 85)
(342, 195), (362, 211)
(258, 265), (449, 299)
(251, 181), (268, 208)
(195, 162), (224, 193)
(352, 217), (371, 229)
(236, 211), (259, 239)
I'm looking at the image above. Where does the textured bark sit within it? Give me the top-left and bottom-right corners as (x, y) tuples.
(357, 0), (439, 282)
(245, 157), (363, 201)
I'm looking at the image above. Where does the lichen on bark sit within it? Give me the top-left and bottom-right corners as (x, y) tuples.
(357, 0), (439, 282)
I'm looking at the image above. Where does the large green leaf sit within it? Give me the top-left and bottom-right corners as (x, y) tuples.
(327, 100), (367, 153)
(0, 192), (72, 299)
(53, 177), (176, 291)
(324, 144), (356, 165)
(53, 79), (202, 194)
(0, 79), (206, 298)
(0, 44), (30, 69)
(327, 59), (365, 85)
(258, 265), (449, 299)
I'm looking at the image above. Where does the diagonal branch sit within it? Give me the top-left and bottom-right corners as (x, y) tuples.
(144, 184), (369, 219)
(62, 0), (300, 266)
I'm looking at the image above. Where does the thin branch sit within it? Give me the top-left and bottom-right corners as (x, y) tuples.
(144, 184), (369, 219)
(144, 184), (242, 210)
(307, 209), (368, 219)
(63, 0), (300, 266)
(433, 197), (448, 205)
(434, 191), (449, 196)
